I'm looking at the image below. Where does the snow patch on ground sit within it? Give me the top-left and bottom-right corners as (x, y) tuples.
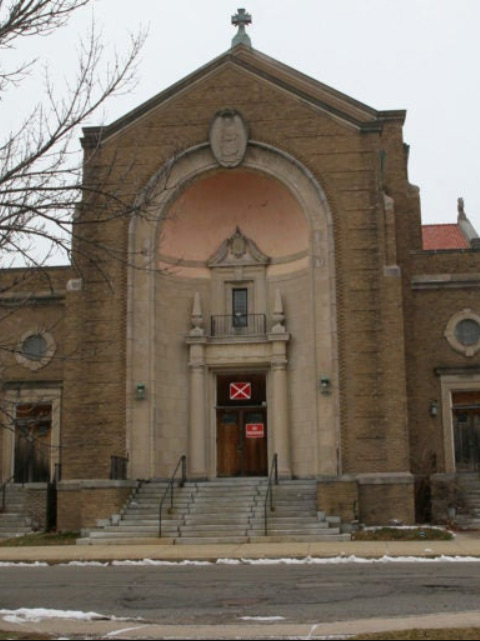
(0, 561), (48, 567)
(239, 615), (286, 621)
(233, 554), (480, 564)
(2, 555), (480, 569)
(111, 558), (212, 566)
(0, 607), (112, 623)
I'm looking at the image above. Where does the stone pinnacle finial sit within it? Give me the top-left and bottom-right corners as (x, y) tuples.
(458, 197), (466, 220)
(231, 8), (252, 48)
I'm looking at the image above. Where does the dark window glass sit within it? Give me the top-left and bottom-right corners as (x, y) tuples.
(455, 319), (480, 346)
(232, 288), (248, 327)
(21, 334), (48, 361)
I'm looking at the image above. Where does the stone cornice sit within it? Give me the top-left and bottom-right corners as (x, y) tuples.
(412, 273), (480, 290)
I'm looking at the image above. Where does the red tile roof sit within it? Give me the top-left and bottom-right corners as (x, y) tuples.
(422, 224), (469, 250)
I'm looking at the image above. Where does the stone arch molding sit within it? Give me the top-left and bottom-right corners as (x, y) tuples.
(126, 142), (339, 479)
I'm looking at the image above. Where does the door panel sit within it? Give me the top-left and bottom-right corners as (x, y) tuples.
(216, 408), (267, 477)
(452, 391), (480, 472)
(217, 411), (241, 477)
(243, 410), (267, 476)
(14, 403), (52, 483)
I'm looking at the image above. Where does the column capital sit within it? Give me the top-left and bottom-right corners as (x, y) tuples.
(189, 362), (206, 372)
(271, 358), (288, 371)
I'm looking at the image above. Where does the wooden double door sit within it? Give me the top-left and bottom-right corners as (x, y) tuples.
(216, 373), (268, 477)
(14, 403), (52, 483)
(217, 408), (267, 477)
(453, 391), (480, 472)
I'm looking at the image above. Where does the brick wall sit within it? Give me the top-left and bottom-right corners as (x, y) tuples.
(24, 485), (49, 531)
(317, 478), (359, 522)
(358, 475), (415, 525)
(64, 58), (416, 480)
(57, 481), (137, 531)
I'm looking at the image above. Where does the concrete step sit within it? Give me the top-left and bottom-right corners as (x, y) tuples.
(92, 524), (178, 534)
(0, 513), (29, 522)
(184, 516), (251, 526)
(180, 523), (248, 536)
(249, 533), (350, 543)
(0, 531), (32, 540)
(121, 518), (183, 526)
(79, 478), (344, 545)
(250, 520), (331, 530)
(192, 498), (257, 505)
(250, 526), (338, 535)
(77, 537), (175, 546)
(175, 535), (249, 545)
(88, 529), (176, 538)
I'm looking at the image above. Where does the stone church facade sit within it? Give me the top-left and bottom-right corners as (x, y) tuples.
(2, 30), (480, 532)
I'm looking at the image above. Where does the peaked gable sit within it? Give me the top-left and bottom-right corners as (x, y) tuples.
(82, 44), (405, 148)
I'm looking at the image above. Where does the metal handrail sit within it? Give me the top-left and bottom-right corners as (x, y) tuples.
(0, 475), (15, 512)
(210, 314), (266, 337)
(158, 455), (187, 537)
(264, 453), (279, 536)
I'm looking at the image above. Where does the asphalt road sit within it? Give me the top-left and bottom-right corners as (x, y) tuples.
(1, 562), (480, 626)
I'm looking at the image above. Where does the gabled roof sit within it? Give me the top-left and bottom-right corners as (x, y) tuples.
(422, 224), (470, 250)
(82, 44), (406, 147)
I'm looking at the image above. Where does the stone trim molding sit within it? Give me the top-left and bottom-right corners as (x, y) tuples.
(438, 374), (480, 473)
(15, 329), (56, 371)
(58, 480), (138, 490)
(444, 308), (480, 357)
(412, 273), (480, 289)
(127, 140), (340, 479)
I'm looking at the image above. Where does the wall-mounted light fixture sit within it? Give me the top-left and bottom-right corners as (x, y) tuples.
(320, 376), (331, 395)
(429, 400), (438, 417)
(136, 383), (146, 400)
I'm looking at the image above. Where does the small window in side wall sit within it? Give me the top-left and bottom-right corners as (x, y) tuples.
(232, 288), (248, 327)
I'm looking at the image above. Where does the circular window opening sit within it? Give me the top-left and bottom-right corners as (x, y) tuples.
(455, 319), (480, 347)
(20, 334), (48, 361)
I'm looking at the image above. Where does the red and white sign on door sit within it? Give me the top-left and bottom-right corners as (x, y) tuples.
(246, 423), (264, 438)
(229, 382), (251, 400)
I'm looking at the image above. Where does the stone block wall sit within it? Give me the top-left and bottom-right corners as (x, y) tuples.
(357, 474), (415, 525)
(24, 484), (49, 531)
(430, 473), (458, 524)
(57, 481), (137, 532)
(317, 477), (359, 522)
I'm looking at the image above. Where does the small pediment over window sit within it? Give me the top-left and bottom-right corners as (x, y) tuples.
(207, 227), (270, 267)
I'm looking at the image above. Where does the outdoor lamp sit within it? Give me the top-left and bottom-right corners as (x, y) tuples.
(429, 400), (438, 417)
(320, 376), (331, 394)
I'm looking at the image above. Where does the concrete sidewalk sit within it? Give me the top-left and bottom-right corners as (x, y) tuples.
(1, 531), (480, 564)
(2, 611), (480, 640)
(2, 534), (480, 639)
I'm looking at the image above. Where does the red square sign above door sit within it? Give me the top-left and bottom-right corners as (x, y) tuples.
(229, 382), (251, 400)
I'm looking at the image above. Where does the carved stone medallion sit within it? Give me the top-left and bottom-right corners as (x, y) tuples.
(209, 109), (249, 168)
(207, 227), (270, 267)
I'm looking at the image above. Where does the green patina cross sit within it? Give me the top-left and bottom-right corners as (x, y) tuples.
(231, 8), (252, 47)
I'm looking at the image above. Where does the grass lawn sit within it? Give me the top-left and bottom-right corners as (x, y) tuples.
(353, 628), (480, 639)
(351, 527), (453, 541)
(0, 531), (79, 546)
(0, 633), (53, 640)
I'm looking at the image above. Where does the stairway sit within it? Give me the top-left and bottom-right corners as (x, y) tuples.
(0, 485), (32, 539)
(77, 478), (349, 545)
(452, 474), (480, 529)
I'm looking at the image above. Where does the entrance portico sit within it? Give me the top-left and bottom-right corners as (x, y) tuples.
(186, 328), (291, 480)
(127, 139), (339, 483)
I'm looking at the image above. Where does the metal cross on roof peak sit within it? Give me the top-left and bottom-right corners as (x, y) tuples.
(231, 8), (252, 48)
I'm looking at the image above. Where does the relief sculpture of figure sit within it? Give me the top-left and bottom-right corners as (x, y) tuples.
(220, 113), (239, 161)
(209, 109), (249, 168)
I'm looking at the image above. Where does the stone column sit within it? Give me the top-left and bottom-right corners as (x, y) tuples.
(187, 339), (207, 479)
(269, 334), (291, 478)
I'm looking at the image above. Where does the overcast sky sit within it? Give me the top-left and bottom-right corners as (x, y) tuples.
(6, 0), (480, 232)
